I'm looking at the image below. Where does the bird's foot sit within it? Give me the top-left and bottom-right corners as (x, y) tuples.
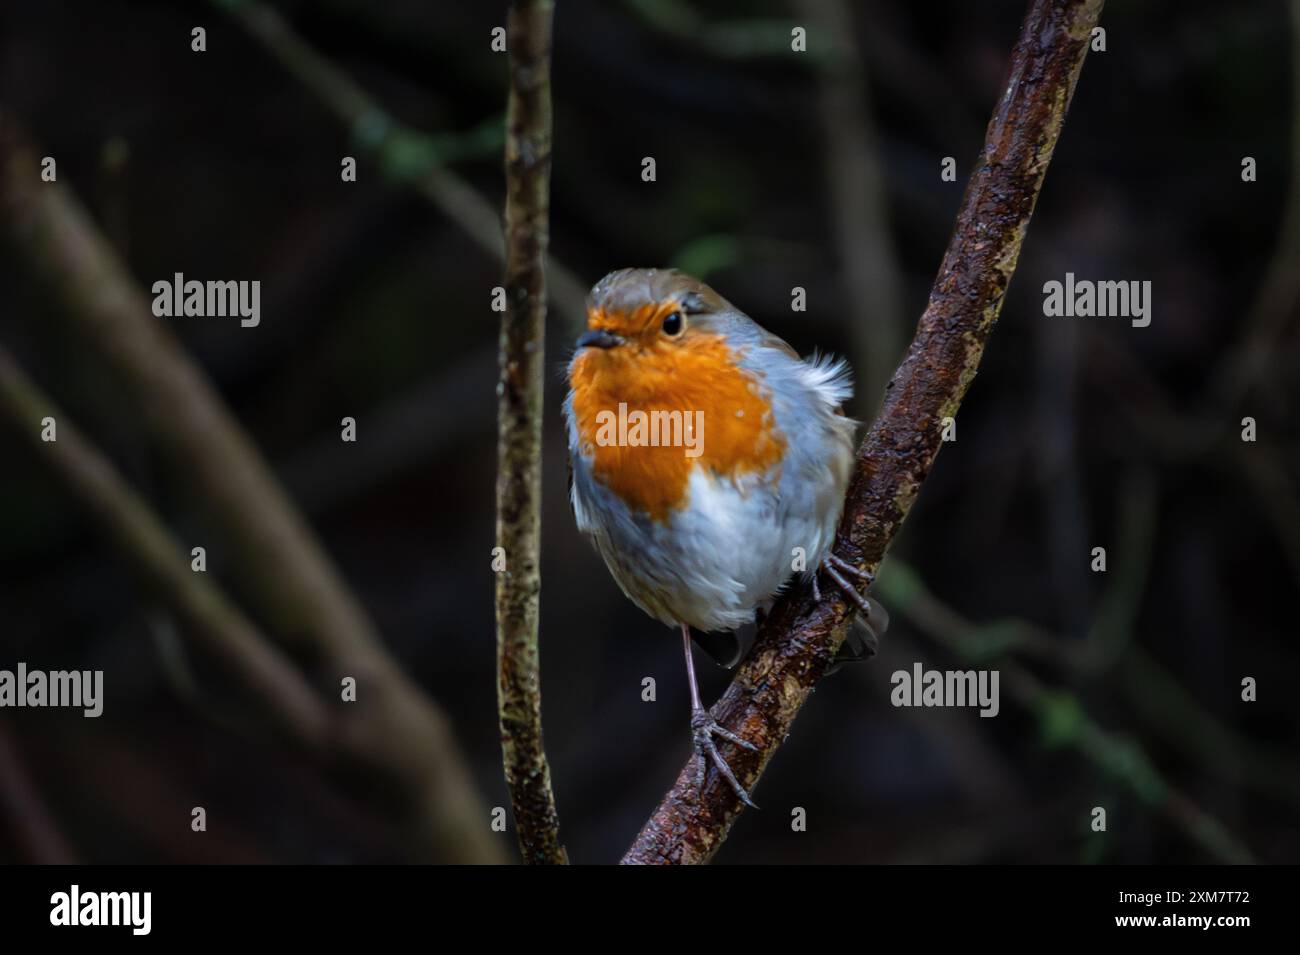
(820, 552), (878, 619)
(690, 706), (758, 809)
(827, 551), (875, 585)
(818, 553), (889, 672)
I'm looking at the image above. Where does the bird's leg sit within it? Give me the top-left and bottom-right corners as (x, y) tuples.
(682, 623), (758, 808)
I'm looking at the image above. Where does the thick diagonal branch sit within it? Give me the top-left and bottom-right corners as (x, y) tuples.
(496, 0), (567, 865)
(624, 0), (1105, 865)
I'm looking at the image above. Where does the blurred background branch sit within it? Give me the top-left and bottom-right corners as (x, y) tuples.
(877, 559), (1255, 864)
(0, 723), (79, 864)
(795, 0), (906, 413)
(0, 344), (333, 751)
(0, 111), (504, 864)
(213, 0), (589, 325)
(1211, 0), (1300, 408)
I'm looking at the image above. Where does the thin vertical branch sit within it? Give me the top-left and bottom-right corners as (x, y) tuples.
(624, 0), (1106, 865)
(496, 0), (567, 864)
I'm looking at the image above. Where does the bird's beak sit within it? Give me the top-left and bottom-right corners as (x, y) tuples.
(576, 328), (623, 349)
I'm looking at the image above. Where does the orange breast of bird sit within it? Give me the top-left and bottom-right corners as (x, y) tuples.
(569, 330), (786, 522)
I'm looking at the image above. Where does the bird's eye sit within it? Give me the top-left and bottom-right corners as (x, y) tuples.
(661, 311), (685, 336)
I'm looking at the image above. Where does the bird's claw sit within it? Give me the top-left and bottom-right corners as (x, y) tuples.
(820, 553), (878, 621)
(690, 707), (758, 809)
(826, 551), (875, 585)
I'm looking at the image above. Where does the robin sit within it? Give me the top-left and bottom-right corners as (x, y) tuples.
(564, 268), (885, 806)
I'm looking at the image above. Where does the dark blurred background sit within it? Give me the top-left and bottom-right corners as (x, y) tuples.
(1, 0), (1298, 864)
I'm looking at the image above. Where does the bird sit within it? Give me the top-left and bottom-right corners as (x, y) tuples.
(564, 268), (885, 807)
